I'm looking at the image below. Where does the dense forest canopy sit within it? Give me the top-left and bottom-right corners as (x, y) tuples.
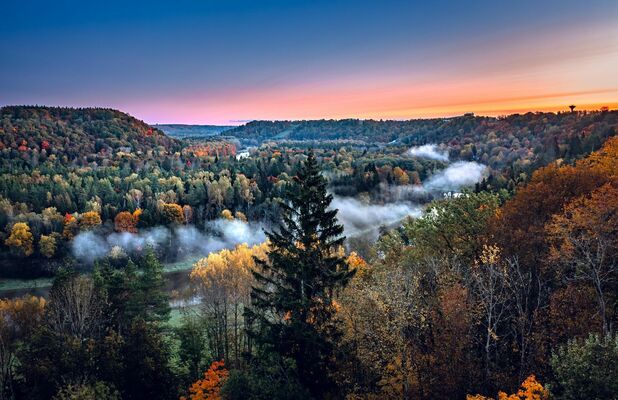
(154, 124), (235, 140)
(1, 105), (617, 400)
(0, 106), (616, 272)
(0, 106), (181, 158)
(226, 112), (616, 153)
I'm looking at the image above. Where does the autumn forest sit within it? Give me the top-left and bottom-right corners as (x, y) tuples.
(0, 105), (615, 399)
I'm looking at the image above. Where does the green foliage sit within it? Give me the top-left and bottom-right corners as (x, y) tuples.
(226, 113), (618, 171)
(2, 106), (615, 274)
(385, 190), (500, 263)
(550, 334), (618, 400)
(18, 259), (177, 399)
(94, 247), (170, 329)
(52, 381), (120, 400)
(138, 248), (172, 324)
(176, 313), (208, 383)
(220, 356), (312, 400)
(120, 320), (177, 400)
(0, 106), (179, 162)
(247, 150), (353, 398)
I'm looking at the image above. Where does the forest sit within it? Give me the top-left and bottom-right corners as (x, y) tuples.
(0, 106), (617, 399)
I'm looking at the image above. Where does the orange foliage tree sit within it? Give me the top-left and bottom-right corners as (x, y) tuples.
(346, 251), (369, 277)
(182, 360), (228, 400)
(393, 166), (410, 185)
(545, 182), (618, 335)
(161, 203), (185, 225)
(114, 209), (142, 233)
(493, 136), (618, 270)
(62, 213), (78, 239)
(492, 162), (607, 270)
(467, 375), (549, 400)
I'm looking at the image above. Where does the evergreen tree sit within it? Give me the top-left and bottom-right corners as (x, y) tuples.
(137, 247), (171, 325)
(246, 150), (354, 398)
(120, 320), (177, 400)
(93, 247), (170, 330)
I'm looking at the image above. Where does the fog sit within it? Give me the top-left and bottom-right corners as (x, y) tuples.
(331, 155), (487, 240)
(331, 196), (422, 239)
(406, 144), (449, 162)
(379, 161), (488, 203)
(71, 157), (486, 263)
(422, 161), (487, 192)
(72, 218), (266, 264)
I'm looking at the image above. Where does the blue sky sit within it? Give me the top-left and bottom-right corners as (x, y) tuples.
(2, 0), (617, 124)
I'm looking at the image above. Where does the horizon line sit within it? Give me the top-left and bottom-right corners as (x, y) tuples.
(1, 102), (616, 126)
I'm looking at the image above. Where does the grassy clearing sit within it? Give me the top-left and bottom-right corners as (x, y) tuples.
(0, 255), (199, 296)
(0, 277), (53, 292)
(167, 304), (201, 328)
(163, 256), (201, 274)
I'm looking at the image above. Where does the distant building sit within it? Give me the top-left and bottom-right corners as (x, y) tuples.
(463, 112), (474, 117)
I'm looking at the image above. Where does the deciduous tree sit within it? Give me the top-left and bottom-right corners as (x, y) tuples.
(182, 360), (228, 400)
(191, 242), (267, 367)
(550, 334), (618, 400)
(546, 183), (618, 335)
(5, 222), (33, 257)
(39, 234), (57, 258)
(79, 211), (102, 230)
(161, 203), (184, 225)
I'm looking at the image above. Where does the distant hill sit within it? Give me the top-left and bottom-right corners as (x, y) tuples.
(224, 112), (618, 169)
(0, 106), (181, 165)
(2, 106), (616, 176)
(224, 112), (618, 149)
(154, 124), (234, 139)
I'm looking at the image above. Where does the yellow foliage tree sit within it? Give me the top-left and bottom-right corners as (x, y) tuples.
(5, 222), (33, 256)
(39, 234), (57, 258)
(579, 135), (618, 178)
(79, 211), (102, 230)
(0, 296), (46, 340)
(220, 209), (233, 220)
(234, 211), (247, 222)
(191, 242), (268, 365)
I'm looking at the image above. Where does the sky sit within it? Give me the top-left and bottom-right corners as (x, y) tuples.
(1, 0), (617, 125)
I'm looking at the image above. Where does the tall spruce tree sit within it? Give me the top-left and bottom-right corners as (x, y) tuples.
(246, 150), (354, 398)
